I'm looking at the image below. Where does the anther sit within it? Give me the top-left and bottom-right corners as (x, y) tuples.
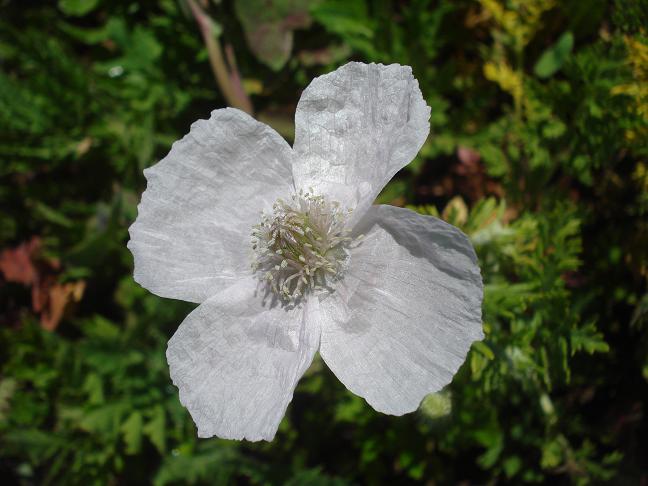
(250, 192), (359, 302)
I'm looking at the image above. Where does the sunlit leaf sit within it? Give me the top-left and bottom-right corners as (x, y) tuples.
(58, 0), (99, 17)
(534, 32), (574, 78)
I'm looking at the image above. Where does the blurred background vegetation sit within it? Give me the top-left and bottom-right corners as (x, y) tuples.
(1, 0), (647, 484)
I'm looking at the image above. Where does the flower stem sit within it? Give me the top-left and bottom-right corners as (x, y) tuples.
(186, 0), (253, 114)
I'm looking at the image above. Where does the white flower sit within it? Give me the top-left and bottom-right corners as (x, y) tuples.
(128, 62), (483, 442)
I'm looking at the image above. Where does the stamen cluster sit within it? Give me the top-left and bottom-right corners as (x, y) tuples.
(251, 191), (355, 302)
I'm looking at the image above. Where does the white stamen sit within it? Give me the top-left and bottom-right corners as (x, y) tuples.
(250, 192), (359, 302)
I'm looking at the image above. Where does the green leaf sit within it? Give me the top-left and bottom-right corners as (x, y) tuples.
(58, 0), (100, 17)
(503, 455), (522, 477)
(334, 395), (366, 423)
(33, 201), (74, 228)
(82, 373), (104, 405)
(80, 316), (120, 341)
(310, 0), (376, 58)
(284, 468), (352, 486)
(534, 32), (574, 78)
(473, 341), (495, 360)
(121, 411), (143, 455)
(475, 429), (503, 468)
(58, 21), (112, 45)
(541, 439), (563, 469)
(311, 0), (373, 37)
(143, 406), (166, 454)
(2, 429), (65, 464)
(570, 323), (609, 355)
(479, 144), (508, 177)
(79, 402), (126, 434)
(419, 391), (452, 419)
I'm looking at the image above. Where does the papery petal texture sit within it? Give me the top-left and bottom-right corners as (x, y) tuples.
(292, 62), (430, 224)
(166, 278), (320, 441)
(316, 205), (483, 415)
(128, 108), (294, 303)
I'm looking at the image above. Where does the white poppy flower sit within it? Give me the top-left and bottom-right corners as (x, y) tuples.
(128, 62), (483, 442)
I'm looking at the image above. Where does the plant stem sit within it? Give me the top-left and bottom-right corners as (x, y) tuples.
(186, 0), (253, 114)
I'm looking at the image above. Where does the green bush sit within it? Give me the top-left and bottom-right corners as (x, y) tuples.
(1, 0), (646, 484)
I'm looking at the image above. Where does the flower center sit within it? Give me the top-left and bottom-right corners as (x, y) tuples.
(251, 190), (356, 302)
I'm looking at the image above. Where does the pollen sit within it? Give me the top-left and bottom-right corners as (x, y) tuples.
(250, 190), (358, 302)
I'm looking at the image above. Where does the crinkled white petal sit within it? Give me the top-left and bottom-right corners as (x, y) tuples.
(166, 277), (320, 441)
(128, 108), (294, 303)
(316, 205), (483, 415)
(293, 62), (430, 225)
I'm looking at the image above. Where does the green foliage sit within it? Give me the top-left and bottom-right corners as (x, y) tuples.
(534, 31), (574, 78)
(58, 0), (101, 17)
(1, 0), (645, 484)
